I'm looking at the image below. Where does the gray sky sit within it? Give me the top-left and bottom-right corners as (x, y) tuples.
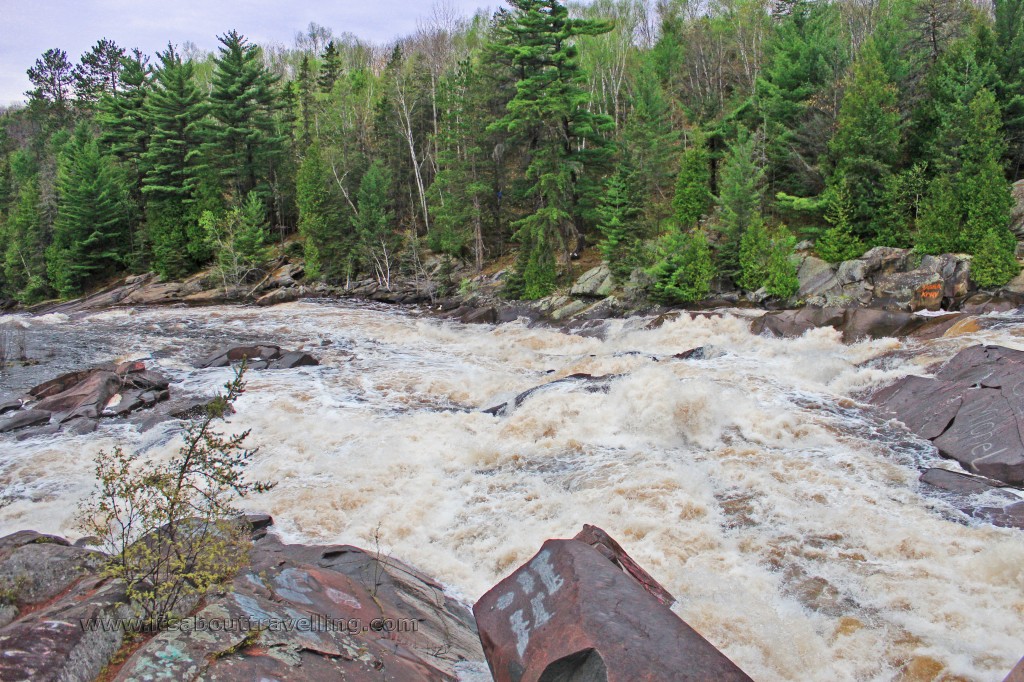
(0, 0), (499, 106)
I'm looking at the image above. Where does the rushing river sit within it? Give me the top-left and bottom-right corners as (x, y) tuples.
(1, 300), (1023, 681)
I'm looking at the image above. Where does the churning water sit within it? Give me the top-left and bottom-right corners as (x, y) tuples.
(1, 300), (1022, 681)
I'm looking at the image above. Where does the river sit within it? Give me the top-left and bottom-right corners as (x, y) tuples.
(1, 300), (1022, 681)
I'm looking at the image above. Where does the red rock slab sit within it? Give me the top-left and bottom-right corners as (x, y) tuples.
(474, 537), (752, 682)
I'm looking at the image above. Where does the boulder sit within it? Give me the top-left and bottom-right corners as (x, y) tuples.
(873, 345), (1024, 485)
(570, 265), (614, 298)
(797, 256), (839, 299)
(462, 307), (498, 325)
(33, 371), (121, 413)
(265, 262), (305, 288)
(1011, 179), (1024, 247)
(484, 374), (618, 417)
(28, 369), (96, 399)
(919, 468), (1024, 530)
(750, 307), (846, 338)
(267, 351), (320, 370)
(196, 344), (282, 368)
(0, 409), (52, 433)
(255, 287), (300, 306)
(473, 527), (752, 682)
(871, 269), (944, 311)
(120, 281), (186, 305)
(0, 399), (24, 415)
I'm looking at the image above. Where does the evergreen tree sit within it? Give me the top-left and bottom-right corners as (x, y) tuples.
(47, 125), (131, 296)
(915, 175), (960, 254)
(490, 0), (614, 299)
(595, 166), (641, 280)
(73, 38), (126, 103)
(140, 45), (208, 278)
(817, 181), (864, 262)
(206, 31), (288, 205)
(738, 218), (771, 291)
(296, 143), (350, 281)
(971, 227), (1020, 287)
(672, 136), (711, 229)
(957, 89), (1013, 251)
(995, 0), (1024, 178)
(1, 152), (49, 303)
(202, 192), (270, 288)
(354, 160), (397, 287)
(765, 229), (800, 298)
(828, 41), (902, 240)
(714, 127), (765, 279)
(318, 41), (343, 93)
(25, 48), (75, 127)
(648, 228), (715, 303)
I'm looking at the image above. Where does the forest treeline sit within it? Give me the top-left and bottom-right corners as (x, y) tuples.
(1, 0), (1023, 305)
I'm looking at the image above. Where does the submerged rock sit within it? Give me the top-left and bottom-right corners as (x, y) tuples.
(484, 373), (618, 416)
(473, 525), (752, 681)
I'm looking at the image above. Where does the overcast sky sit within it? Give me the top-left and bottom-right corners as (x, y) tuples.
(0, 0), (501, 106)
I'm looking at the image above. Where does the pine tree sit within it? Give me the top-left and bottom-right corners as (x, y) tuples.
(971, 227), (1020, 288)
(296, 143), (350, 281)
(25, 48), (75, 128)
(817, 181), (864, 262)
(595, 166), (641, 281)
(957, 89), (1013, 251)
(738, 218), (771, 291)
(828, 40), (902, 240)
(73, 38), (126, 104)
(205, 31), (288, 205)
(318, 41), (343, 93)
(672, 136), (711, 229)
(765, 229), (800, 298)
(915, 175), (960, 254)
(140, 45), (208, 278)
(648, 228), (715, 304)
(47, 125), (131, 296)
(714, 127), (766, 278)
(354, 160), (396, 287)
(490, 0), (614, 299)
(1, 152), (49, 304)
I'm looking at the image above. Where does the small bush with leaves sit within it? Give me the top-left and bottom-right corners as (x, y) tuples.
(80, 364), (275, 630)
(817, 182), (864, 263)
(971, 228), (1020, 289)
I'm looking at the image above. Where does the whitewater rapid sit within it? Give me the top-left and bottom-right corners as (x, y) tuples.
(1, 301), (1022, 681)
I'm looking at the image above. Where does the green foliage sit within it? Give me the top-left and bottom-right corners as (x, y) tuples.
(828, 40), (902, 240)
(647, 228), (716, 304)
(80, 365), (275, 630)
(915, 175), (960, 254)
(714, 127), (765, 278)
(595, 166), (642, 281)
(490, 0), (614, 299)
(971, 227), (1020, 288)
(353, 160), (397, 287)
(738, 219), (771, 291)
(672, 137), (711, 229)
(47, 125), (132, 297)
(202, 192), (271, 288)
(296, 143), (351, 282)
(817, 182), (865, 262)
(765, 231), (801, 299)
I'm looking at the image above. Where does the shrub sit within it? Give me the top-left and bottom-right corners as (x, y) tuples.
(647, 228), (715, 303)
(80, 364), (275, 630)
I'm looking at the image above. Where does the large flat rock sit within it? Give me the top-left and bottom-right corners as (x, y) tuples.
(873, 345), (1024, 485)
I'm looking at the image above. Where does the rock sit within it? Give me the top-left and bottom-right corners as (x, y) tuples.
(920, 469), (1024, 531)
(0, 409), (52, 433)
(1005, 655), (1024, 682)
(570, 264), (614, 298)
(124, 369), (170, 391)
(196, 344), (282, 368)
(15, 424), (62, 440)
(28, 369), (96, 399)
(0, 530), (105, 607)
(797, 256), (839, 299)
(462, 307), (498, 324)
(473, 528), (752, 682)
(873, 345), (1024, 485)
(183, 286), (245, 305)
(65, 419), (98, 435)
(550, 299), (591, 321)
(0, 399), (24, 415)
(750, 307), (846, 338)
(674, 346), (708, 360)
(1011, 179), (1024, 242)
(255, 287), (300, 306)
(33, 371), (121, 413)
(485, 374), (618, 417)
(267, 351), (320, 370)
(871, 269), (944, 311)
(266, 262), (305, 288)
(859, 246), (911, 276)
(960, 292), (1024, 314)
(114, 533), (482, 682)
(120, 281), (186, 305)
